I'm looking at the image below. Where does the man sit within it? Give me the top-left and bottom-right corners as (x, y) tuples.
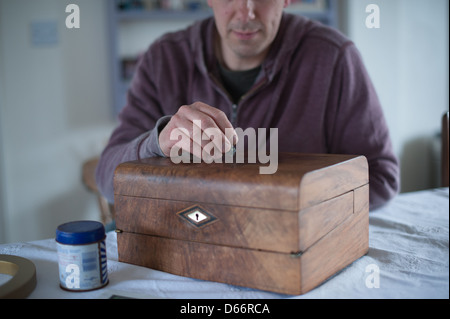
(96, 0), (400, 209)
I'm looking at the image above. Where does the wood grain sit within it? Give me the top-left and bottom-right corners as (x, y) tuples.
(116, 185), (368, 295)
(299, 184), (369, 293)
(115, 196), (300, 253)
(114, 153), (367, 211)
(298, 191), (353, 251)
(114, 153), (370, 294)
(117, 231), (302, 295)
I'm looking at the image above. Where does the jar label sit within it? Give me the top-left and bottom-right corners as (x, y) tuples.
(57, 241), (108, 291)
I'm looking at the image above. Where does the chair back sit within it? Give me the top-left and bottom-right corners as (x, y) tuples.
(82, 157), (115, 225)
(442, 112), (449, 187)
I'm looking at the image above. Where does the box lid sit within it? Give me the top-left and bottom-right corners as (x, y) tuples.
(114, 153), (368, 211)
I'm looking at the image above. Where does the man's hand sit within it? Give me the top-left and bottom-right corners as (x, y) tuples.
(159, 102), (238, 161)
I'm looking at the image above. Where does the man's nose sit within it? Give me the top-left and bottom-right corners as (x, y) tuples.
(236, 0), (256, 22)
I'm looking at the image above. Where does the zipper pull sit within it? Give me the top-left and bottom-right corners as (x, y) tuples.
(231, 104), (238, 126)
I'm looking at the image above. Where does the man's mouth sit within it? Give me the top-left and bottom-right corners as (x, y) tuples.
(232, 30), (259, 40)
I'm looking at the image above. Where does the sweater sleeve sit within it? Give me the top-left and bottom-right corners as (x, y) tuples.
(327, 43), (400, 210)
(95, 48), (170, 204)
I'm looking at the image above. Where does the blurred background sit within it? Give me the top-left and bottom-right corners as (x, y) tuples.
(0, 0), (448, 244)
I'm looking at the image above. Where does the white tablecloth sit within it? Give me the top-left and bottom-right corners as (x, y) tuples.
(1, 188), (448, 299)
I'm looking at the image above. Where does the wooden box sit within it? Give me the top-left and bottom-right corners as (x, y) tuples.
(114, 153), (369, 295)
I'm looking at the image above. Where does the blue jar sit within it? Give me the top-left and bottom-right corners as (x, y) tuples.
(56, 221), (108, 291)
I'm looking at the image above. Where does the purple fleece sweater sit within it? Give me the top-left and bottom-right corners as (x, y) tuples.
(96, 14), (400, 209)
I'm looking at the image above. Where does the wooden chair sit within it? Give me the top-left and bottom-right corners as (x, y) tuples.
(82, 157), (115, 226)
(442, 112), (449, 187)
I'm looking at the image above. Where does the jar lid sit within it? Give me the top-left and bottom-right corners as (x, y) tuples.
(56, 221), (105, 245)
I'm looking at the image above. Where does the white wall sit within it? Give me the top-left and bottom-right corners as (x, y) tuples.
(0, 0), (199, 244)
(345, 0), (449, 192)
(0, 0), (116, 243)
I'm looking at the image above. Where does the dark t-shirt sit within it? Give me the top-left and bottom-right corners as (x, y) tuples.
(218, 63), (261, 104)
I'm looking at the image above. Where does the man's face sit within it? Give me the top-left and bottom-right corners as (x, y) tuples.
(208, 0), (290, 70)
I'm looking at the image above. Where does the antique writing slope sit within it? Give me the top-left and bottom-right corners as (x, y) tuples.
(114, 153), (369, 295)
